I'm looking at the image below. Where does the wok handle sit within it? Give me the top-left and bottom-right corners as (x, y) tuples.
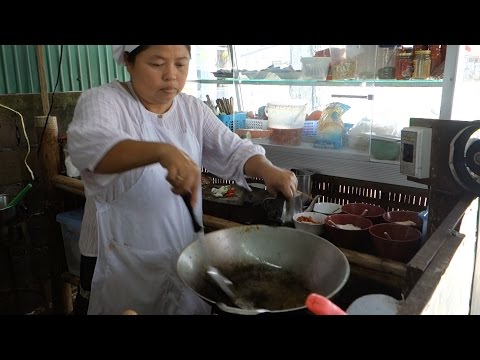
(305, 293), (347, 315)
(182, 194), (203, 233)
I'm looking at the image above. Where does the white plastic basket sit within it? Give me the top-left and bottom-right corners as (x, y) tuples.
(301, 57), (331, 80)
(245, 118), (269, 130)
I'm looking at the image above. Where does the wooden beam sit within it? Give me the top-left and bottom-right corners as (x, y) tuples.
(203, 214), (243, 230)
(340, 247), (407, 279)
(397, 232), (465, 314)
(470, 204), (480, 314)
(52, 174), (84, 192)
(408, 193), (473, 275)
(36, 45), (50, 116)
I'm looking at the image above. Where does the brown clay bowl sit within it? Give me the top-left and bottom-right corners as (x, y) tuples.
(369, 223), (422, 263)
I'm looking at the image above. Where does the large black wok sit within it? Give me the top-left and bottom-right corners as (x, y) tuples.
(177, 225), (350, 315)
(0, 194), (16, 226)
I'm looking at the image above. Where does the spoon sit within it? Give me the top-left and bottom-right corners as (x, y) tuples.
(360, 209), (369, 217)
(216, 302), (270, 315)
(384, 231), (393, 240)
(327, 219), (339, 228)
(305, 195), (320, 212)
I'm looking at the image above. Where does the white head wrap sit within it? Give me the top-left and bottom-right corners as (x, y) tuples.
(112, 45), (140, 66)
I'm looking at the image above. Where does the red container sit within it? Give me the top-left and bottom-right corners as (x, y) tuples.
(382, 210), (423, 231)
(369, 223), (422, 263)
(341, 203), (386, 224)
(324, 214), (373, 252)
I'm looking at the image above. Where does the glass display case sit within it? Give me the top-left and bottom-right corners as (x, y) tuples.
(183, 45), (446, 164)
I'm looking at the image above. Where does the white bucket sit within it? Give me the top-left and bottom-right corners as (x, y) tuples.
(266, 100), (307, 130)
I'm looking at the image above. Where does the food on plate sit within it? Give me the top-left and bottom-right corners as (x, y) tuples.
(296, 215), (321, 224)
(211, 185), (236, 198)
(394, 220), (417, 226)
(335, 223), (362, 230)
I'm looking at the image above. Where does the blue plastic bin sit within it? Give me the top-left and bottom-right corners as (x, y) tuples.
(56, 208), (84, 277)
(217, 112), (247, 131)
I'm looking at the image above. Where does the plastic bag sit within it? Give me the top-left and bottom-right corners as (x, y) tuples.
(314, 102), (351, 149)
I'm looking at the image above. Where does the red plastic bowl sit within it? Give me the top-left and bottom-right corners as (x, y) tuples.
(324, 214), (373, 252)
(341, 203), (386, 224)
(369, 223), (422, 263)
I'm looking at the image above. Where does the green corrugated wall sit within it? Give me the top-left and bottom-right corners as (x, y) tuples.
(0, 45), (130, 94)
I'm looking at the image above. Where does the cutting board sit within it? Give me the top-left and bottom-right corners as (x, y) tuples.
(202, 183), (271, 225)
(203, 183), (270, 205)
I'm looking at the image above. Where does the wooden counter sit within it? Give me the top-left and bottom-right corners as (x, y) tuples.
(52, 174), (479, 314)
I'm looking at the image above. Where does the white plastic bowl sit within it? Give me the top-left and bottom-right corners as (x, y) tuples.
(313, 202), (342, 215)
(293, 211), (327, 236)
(346, 294), (399, 315)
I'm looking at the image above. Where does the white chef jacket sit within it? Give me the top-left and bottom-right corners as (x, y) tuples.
(68, 80), (265, 257)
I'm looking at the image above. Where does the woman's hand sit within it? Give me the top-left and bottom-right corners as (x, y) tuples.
(244, 155), (298, 199)
(159, 143), (201, 207)
(94, 140), (201, 207)
(262, 166), (298, 199)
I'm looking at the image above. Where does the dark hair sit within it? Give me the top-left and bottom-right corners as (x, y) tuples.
(126, 45), (191, 64)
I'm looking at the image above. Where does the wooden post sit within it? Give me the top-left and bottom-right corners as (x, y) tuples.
(35, 115), (60, 199)
(35, 115), (67, 314)
(36, 45), (50, 116)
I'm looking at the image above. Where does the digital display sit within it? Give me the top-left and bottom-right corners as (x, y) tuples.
(402, 143), (414, 163)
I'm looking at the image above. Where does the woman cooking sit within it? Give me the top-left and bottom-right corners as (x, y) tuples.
(67, 45), (298, 315)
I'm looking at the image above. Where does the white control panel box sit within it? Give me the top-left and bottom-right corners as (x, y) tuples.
(400, 127), (433, 179)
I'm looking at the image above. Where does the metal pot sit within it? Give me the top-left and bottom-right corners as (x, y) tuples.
(292, 168), (313, 207)
(0, 194), (16, 226)
(176, 225), (350, 315)
(263, 192), (303, 227)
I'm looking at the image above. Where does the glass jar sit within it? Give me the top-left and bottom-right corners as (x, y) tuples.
(376, 45), (397, 79)
(412, 50), (432, 79)
(395, 52), (413, 80)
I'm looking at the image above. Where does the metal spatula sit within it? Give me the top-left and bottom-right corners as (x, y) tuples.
(181, 194), (254, 310)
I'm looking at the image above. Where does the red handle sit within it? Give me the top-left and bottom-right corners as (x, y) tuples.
(305, 293), (347, 315)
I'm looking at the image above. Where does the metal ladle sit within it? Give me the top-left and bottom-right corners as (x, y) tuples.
(6, 183), (32, 208)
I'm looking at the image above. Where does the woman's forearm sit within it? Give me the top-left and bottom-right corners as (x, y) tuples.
(94, 139), (167, 174)
(243, 154), (275, 178)
(244, 154), (297, 199)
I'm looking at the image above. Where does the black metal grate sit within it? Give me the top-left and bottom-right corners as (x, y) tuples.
(202, 170), (429, 212)
(311, 174), (428, 212)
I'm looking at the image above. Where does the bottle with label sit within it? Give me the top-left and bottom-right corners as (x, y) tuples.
(419, 207), (429, 245)
(429, 45), (442, 76)
(412, 50), (432, 79)
(395, 52), (413, 80)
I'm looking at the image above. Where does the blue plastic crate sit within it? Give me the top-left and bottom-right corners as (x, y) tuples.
(303, 120), (318, 137)
(56, 208), (84, 276)
(217, 112), (247, 131)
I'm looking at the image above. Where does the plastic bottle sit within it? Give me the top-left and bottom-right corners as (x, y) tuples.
(419, 207), (429, 245)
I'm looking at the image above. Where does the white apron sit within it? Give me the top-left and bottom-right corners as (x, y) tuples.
(87, 93), (211, 315)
